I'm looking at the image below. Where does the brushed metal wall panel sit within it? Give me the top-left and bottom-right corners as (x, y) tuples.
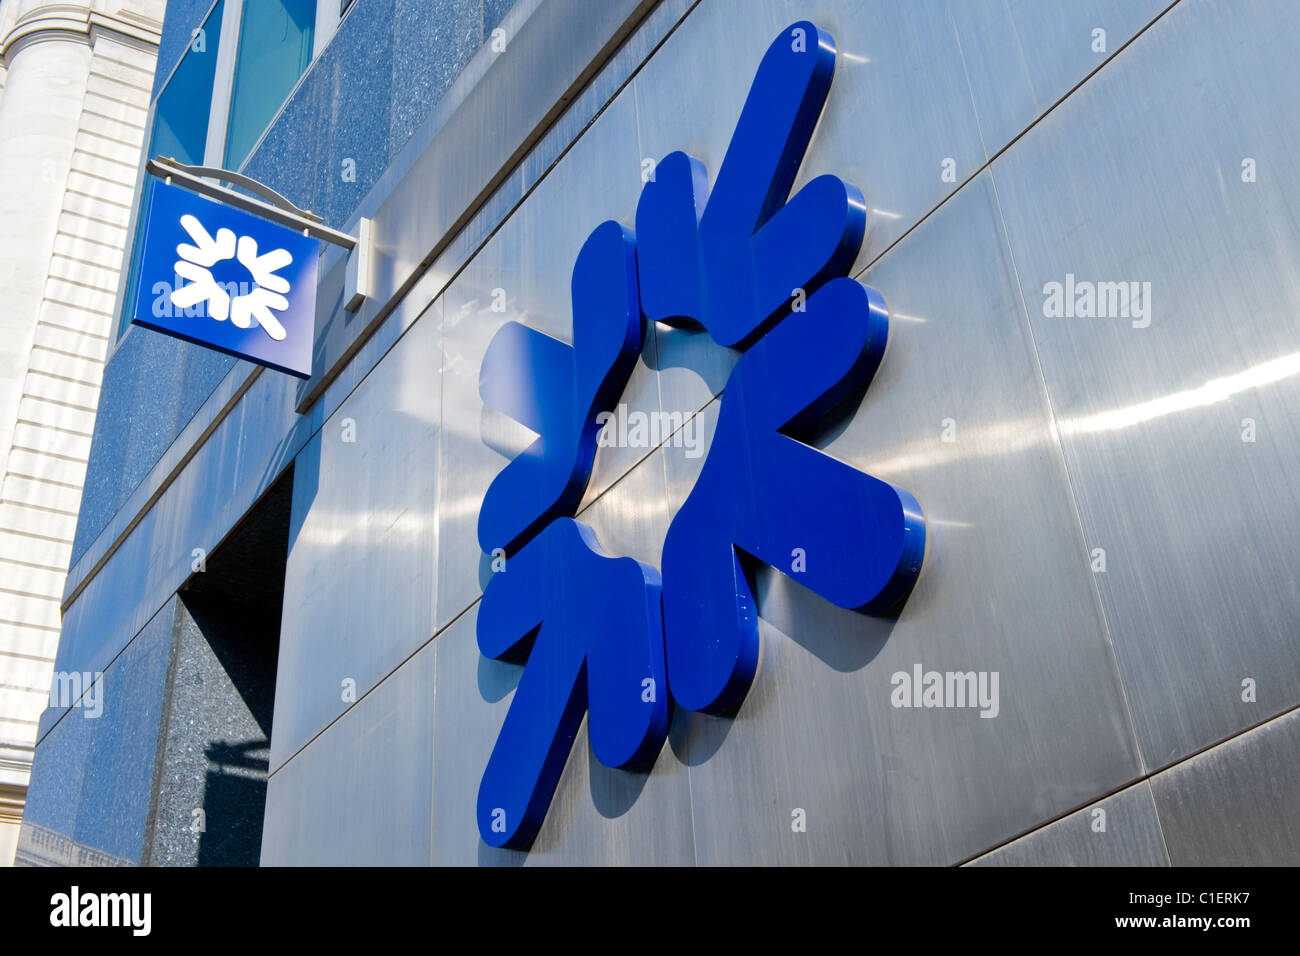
(429, 604), (522, 866)
(294, 0), (657, 411)
(1150, 707), (1300, 866)
(579, 444), (670, 571)
(632, 0), (988, 430)
(991, 0), (1300, 770)
(261, 637), (437, 866)
(947, 0), (1171, 159)
(270, 308), (442, 773)
(313, 170), (523, 437)
(970, 782), (1169, 866)
(521, 0), (698, 194)
(435, 87), (658, 631)
(664, 172), (1141, 865)
(629, 0), (982, 434)
(436, 256), (517, 635)
(633, 0), (985, 269)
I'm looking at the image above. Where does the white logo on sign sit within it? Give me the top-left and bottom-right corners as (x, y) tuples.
(170, 214), (293, 341)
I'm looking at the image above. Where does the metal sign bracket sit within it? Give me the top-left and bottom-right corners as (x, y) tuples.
(147, 156), (373, 313)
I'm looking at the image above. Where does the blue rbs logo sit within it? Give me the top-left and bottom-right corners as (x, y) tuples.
(131, 179), (318, 378)
(475, 22), (926, 848)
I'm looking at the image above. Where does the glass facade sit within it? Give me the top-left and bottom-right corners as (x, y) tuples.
(117, 0), (320, 340)
(224, 0), (317, 168)
(116, 0), (226, 341)
(150, 0), (224, 165)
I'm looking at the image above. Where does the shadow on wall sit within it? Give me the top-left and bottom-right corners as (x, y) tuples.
(200, 740), (271, 867)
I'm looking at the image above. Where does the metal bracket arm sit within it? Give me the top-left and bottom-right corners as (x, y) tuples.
(148, 156), (357, 250)
(148, 156), (373, 312)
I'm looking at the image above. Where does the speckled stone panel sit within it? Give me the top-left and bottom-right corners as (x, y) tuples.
(240, 0), (499, 230)
(72, 328), (236, 566)
(145, 471), (289, 865)
(146, 592), (277, 866)
(18, 598), (180, 865)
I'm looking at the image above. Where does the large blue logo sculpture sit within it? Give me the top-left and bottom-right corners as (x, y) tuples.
(475, 21), (926, 848)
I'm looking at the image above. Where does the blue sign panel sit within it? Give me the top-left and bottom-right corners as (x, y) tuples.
(130, 179), (319, 378)
(475, 20), (927, 848)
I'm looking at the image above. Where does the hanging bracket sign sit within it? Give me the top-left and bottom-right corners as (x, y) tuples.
(129, 158), (371, 379)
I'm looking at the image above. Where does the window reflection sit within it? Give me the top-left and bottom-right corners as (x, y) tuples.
(224, 0), (317, 169)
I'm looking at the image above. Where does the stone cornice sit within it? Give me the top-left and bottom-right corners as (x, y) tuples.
(1, 5), (162, 66)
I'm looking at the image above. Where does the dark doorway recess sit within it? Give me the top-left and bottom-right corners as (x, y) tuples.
(143, 469), (292, 866)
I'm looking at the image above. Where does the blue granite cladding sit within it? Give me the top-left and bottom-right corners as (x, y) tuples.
(72, 0), (515, 569)
(72, 340), (135, 562)
(239, 0), (395, 233)
(391, 0), (483, 156)
(18, 600), (179, 865)
(240, 0), (486, 231)
(71, 329), (236, 565)
(484, 0), (516, 35)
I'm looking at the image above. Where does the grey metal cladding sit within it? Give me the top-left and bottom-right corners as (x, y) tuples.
(969, 782), (1170, 867)
(1150, 707), (1300, 867)
(991, 0), (1300, 771)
